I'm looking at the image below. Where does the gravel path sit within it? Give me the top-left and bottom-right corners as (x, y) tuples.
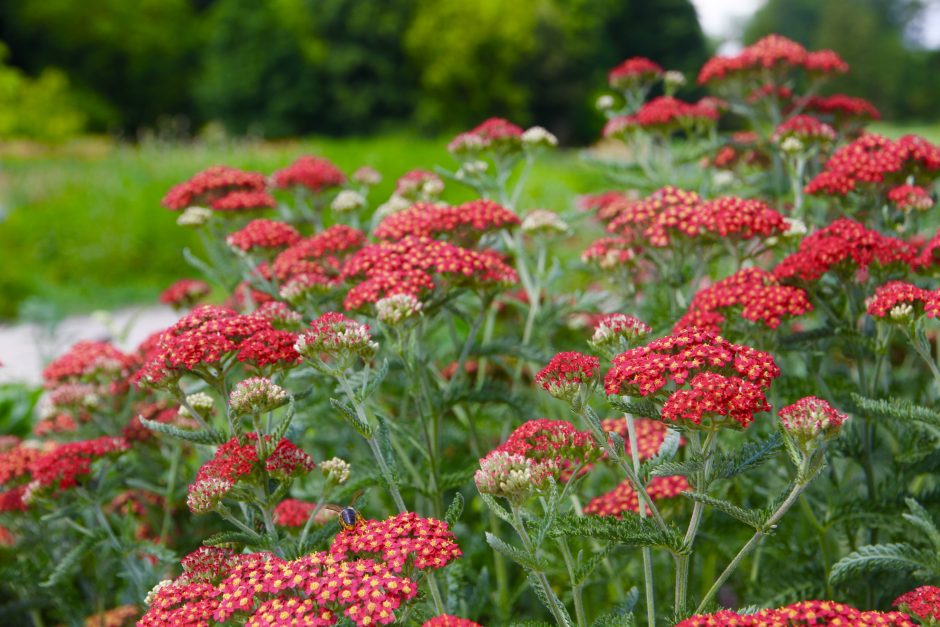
(0, 306), (179, 385)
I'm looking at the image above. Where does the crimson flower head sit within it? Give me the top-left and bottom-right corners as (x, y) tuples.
(535, 351), (600, 402)
(608, 56), (663, 89)
(585, 475), (688, 517)
(589, 313), (652, 354)
(448, 118), (525, 155)
(889, 184), (934, 213)
(779, 396), (847, 444)
(273, 224), (366, 283)
(162, 165), (267, 211)
(159, 279), (211, 310)
(330, 511), (462, 572)
(423, 616), (484, 627)
(677, 600), (913, 626)
(395, 169), (444, 199)
(603, 97), (719, 138)
(272, 155), (346, 192)
(273, 498), (318, 528)
(866, 280), (940, 321)
(43, 340), (134, 387)
(474, 451), (553, 504)
(226, 219), (302, 253)
(494, 419), (599, 480)
(895, 586), (940, 623)
(373, 199), (519, 244)
(697, 34), (846, 85)
(295, 312), (378, 364)
(26, 437), (130, 500)
(772, 114), (836, 149)
(605, 329), (780, 429)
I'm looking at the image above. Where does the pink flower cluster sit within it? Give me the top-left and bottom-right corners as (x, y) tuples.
(866, 280), (940, 319)
(373, 200), (519, 242)
(675, 268), (813, 334)
(160, 279), (212, 309)
(773, 218), (915, 282)
(605, 329), (780, 428)
(492, 419), (598, 479)
(43, 340), (134, 385)
(273, 156), (346, 192)
(535, 352), (600, 400)
(778, 396), (848, 441)
(888, 184), (934, 212)
(677, 600), (913, 626)
(698, 34), (848, 84)
(134, 305), (300, 385)
(162, 165), (269, 211)
(140, 547), (421, 627)
(772, 114), (836, 144)
(341, 236), (517, 310)
(423, 616), (484, 627)
(601, 417), (676, 461)
(273, 225), (367, 285)
(448, 118), (524, 154)
(330, 512), (462, 572)
(895, 586), (940, 623)
(228, 220), (303, 253)
(605, 186), (787, 248)
(608, 57), (663, 89)
(603, 97), (720, 137)
(584, 475), (689, 517)
(805, 133), (940, 197)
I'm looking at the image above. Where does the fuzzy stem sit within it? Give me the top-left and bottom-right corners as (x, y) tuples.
(511, 504), (571, 626)
(158, 443), (182, 546)
(298, 488), (330, 549)
(625, 414), (656, 626)
(557, 538), (588, 627)
(674, 430), (717, 614)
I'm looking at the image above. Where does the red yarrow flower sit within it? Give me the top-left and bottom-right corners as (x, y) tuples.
(423, 617), (484, 627)
(895, 586), (940, 623)
(866, 280), (940, 320)
(601, 417), (677, 461)
(274, 499), (316, 528)
(772, 114), (836, 144)
(584, 475), (689, 517)
(272, 156), (346, 192)
(373, 200), (519, 243)
(493, 419), (599, 479)
(448, 118), (524, 154)
(677, 600), (913, 626)
(329, 512), (462, 572)
(27, 437), (129, 496)
(227, 219), (302, 252)
(888, 184), (934, 212)
(210, 190), (277, 212)
(162, 165), (267, 211)
(273, 224), (366, 283)
(535, 352), (600, 401)
(779, 396), (847, 441)
(608, 57), (663, 89)
(160, 279), (211, 309)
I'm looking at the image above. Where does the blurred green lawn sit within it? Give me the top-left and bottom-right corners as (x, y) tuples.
(1, 124), (937, 321)
(0, 134), (608, 320)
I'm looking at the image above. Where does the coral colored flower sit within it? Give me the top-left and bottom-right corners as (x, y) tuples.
(584, 475), (689, 517)
(274, 498), (317, 528)
(581, 236), (636, 269)
(210, 190), (277, 212)
(273, 224), (366, 283)
(229, 377), (289, 415)
(273, 156), (346, 192)
(448, 118), (524, 154)
(43, 341), (134, 386)
(375, 293), (422, 325)
(330, 512), (462, 572)
(475, 451), (552, 504)
(888, 184), (934, 212)
(159, 279), (211, 309)
(675, 268), (812, 334)
(162, 165), (267, 211)
(603, 97), (719, 137)
(341, 236), (517, 310)
(608, 56), (663, 89)
(774, 218), (916, 282)
(0, 445), (42, 487)
(227, 219), (302, 252)
(0, 525), (15, 547)
(82, 604), (138, 627)
(589, 313), (652, 352)
(895, 586), (940, 622)
(295, 312), (378, 361)
(535, 352), (600, 401)
(579, 190), (639, 223)
(373, 199), (519, 243)
(423, 616), (484, 627)
(697, 34), (845, 85)
(27, 437), (129, 496)
(494, 419), (599, 477)
(677, 600), (913, 626)
(605, 329), (779, 428)
(866, 280), (940, 320)
(772, 114), (836, 145)
(779, 396), (847, 441)
(601, 417), (677, 461)
(797, 94), (880, 121)
(395, 169), (444, 198)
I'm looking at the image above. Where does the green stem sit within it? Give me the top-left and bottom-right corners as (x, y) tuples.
(675, 430), (717, 614)
(158, 443), (182, 546)
(298, 488), (331, 549)
(511, 505), (571, 627)
(558, 538), (588, 627)
(625, 414), (656, 627)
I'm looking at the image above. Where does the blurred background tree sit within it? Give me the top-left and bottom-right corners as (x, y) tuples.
(0, 0), (937, 142)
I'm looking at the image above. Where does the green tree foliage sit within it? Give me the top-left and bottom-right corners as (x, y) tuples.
(0, 44), (84, 141)
(744, 0), (940, 120)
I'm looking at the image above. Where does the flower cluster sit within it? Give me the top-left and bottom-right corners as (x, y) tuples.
(160, 279), (212, 309)
(493, 419), (599, 478)
(773, 218), (916, 282)
(375, 293), (422, 325)
(273, 224), (366, 285)
(865, 280), (940, 320)
(274, 498), (317, 528)
(395, 170), (444, 200)
(330, 512), (462, 572)
(771, 114), (836, 148)
(474, 451), (553, 504)
(273, 156), (346, 192)
(140, 549), (421, 627)
(227, 219), (302, 253)
(520, 209), (569, 235)
(82, 605), (139, 627)
(423, 617), (483, 627)
(895, 586), (940, 624)
(448, 118), (524, 155)
(535, 352), (600, 401)
(605, 329), (780, 428)
(162, 165), (268, 211)
(603, 97), (720, 137)
(608, 57), (663, 89)
(579, 190), (638, 223)
(601, 417), (675, 460)
(373, 199), (519, 243)
(584, 475), (689, 517)
(43, 340), (134, 385)
(589, 313), (652, 353)
(778, 396), (848, 442)
(580, 236), (635, 269)
(797, 94), (881, 130)
(229, 377), (290, 415)
(295, 312), (378, 362)
(26, 437), (130, 498)
(675, 268), (813, 334)
(341, 236), (517, 310)
(677, 600), (914, 626)
(698, 34), (847, 85)
(210, 191), (277, 212)
(134, 305), (300, 385)
(805, 133), (940, 197)
(888, 184), (934, 212)
(605, 187), (787, 248)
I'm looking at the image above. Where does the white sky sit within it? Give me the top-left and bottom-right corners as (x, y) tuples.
(690, 0), (940, 50)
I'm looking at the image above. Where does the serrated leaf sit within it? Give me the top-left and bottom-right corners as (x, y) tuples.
(651, 457), (705, 478)
(140, 417), (226, 445)
(608, 397), (662, 421)
(41, 532), (106, 587)
(356, 359), (388, 403)
(445, 492), (464, 527)
(551, 513), (687, 554)
(203, 531), (256, 546)
(710, 433), (782, 482)
(903, 498), (940, 553)
(479, 492), (516, 527)
(535, 479), (560, 549)
(485, 532), (544, 571)
(683, 492), (765, 529)
(573, 547), (611, 586)
(641, 428), (681, 477)
(329, 398), (373, 437)
(271, 396), (296, 442)
(829, 543), (934, 584)
(849, 393), (940, 428)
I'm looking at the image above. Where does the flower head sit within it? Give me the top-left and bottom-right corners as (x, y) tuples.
(584, 475), (688, 517)
(779, 396), (847, 444)
(352, 166), (382, 186)
(866, 281), (940, 320)
(331, 190), (366, 213)
(772, 115), (836, 147)
(320, 457), (351, 484)
(395, 169), (444, 199)
(273, 156), (346, 192)
(589, 314), (652, 353)
(474, 451), (552, 504)
(535, 352), (600, 402)
(227, 219), (301, 253)
(608, 57), (663, 89)
(229, 377), (289, 415)
(273, 224), (366, 283)
(295, 312), (378, 363)
(895, 586), (940, 623)
(373, 200), (519, 243)
(677, 600), (912, 626)
(521, 209), (569, 236)
(448, 118), (524, 156)
(375, 293), (423, 325)
(330, 512), (462, 572)
(160, 279), (211, 310)
(162, 166), (267, 211)
(423, 617), (484, 627)
(494, 419), (599, 479)
(521, 126), (558, 149)
(27, 437), (129, 497)
(176, 206), (213, 227)
(273, 499), (317, 528)
(889, 184), (934, 212)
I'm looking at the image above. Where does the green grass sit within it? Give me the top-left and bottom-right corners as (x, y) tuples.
(0, 134), (606, 320)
